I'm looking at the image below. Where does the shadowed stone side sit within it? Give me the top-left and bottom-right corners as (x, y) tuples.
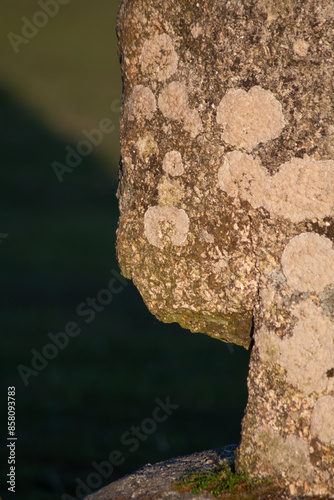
(116, 0), (334, 496)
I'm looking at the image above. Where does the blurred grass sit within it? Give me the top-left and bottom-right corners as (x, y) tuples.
(0, 0), (121, 165)
(0, 1), (250, 499)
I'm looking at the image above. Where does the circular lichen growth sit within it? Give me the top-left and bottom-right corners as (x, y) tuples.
(140, 34), (179, 81)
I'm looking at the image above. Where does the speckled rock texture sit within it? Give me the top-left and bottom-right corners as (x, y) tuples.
(116, 0), (334, 496)
(83, 446), (328, 499)
(84, 446), (237, 499)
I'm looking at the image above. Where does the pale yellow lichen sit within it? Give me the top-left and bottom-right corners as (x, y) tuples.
(162, 151), (184, 176)
(135, 133), (159, 158)
(218, 152), (334, 222)
(278, 299), (334, 395)
(140, 34), (178, 82)
(216, 86), (286, 151)
(158, 177), (184, 206)
(311, 396), (334, 445)
(144, 206), (189, 249)
(281, 233), (334, 292)
(128, 85), (157, 121)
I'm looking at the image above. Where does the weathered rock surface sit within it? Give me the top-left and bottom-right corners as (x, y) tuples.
(116, 0), (334, 496)
(83, 446), (330, 499)
(84, 446), (237, 499)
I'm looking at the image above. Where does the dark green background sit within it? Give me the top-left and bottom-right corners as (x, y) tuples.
(0, 1), (250, 499)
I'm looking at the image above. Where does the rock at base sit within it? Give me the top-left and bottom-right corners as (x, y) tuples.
(84, 446), (236, 499)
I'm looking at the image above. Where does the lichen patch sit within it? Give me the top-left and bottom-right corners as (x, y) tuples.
(144, 206), (189, 249)
(274, 434), (314, 481)
(135, 133), (159, 158)
(140, 34), (178, 82)
(158, 81), (188, 121)
(162, 151), (184, 176)
(218, 151), (264, 200)
(158, 82), (202, 137)
(218, 152), (334, 222)
(311, 396), (334, 445)
(216, 86), (286, 151)
(278, 299), (334, 395)
(256, 427), (315, 481)
(127, 85), (157, 121)
(281, 233), (334, 293)
(158, 176), (184, 206)
(183, 108), (203, 138)
(270, 157), (334, 222)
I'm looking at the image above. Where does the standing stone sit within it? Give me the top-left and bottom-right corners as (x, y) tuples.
(116, 0), (334, 496)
